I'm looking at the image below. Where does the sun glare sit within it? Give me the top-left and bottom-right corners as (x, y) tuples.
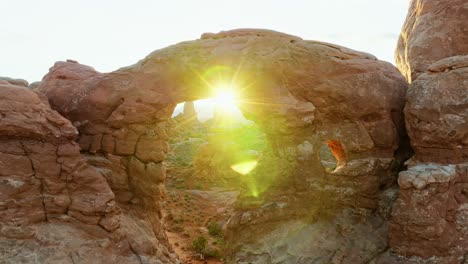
(231, 160), (258, 175)
(213, 84), (238, 113)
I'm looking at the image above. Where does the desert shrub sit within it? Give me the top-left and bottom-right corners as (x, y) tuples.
(207, 221), (222, 237)
(202, 247), (222, 258)
(192, 235), (222, 259)
(168, 138), (206, 167)
(192, 235), (207, 254)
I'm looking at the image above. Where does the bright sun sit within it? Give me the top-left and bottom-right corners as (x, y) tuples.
(213, 84), (238, 113)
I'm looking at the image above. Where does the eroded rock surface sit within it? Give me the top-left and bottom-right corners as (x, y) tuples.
(0, 81), (179, 263)
(0, 81), (116, 226)
(229, 208), (390, 264)
(387, 1), (468, 261)
(384, 56), (468, 263)
(37, 29), (408, 263)
(405, 55), (468, 164)
(395, 0), (468, 82)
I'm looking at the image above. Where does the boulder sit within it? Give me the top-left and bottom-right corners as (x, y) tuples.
(405, 55), (468, 164)
(395, 0), (468, 82)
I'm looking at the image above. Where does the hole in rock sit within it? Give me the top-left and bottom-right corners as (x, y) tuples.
(320, 140), (346, 172)
(165, 94), (267, 262)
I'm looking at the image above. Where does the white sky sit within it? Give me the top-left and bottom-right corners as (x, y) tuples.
(2, 0), (409, 82)
(1, 0), (409, 120)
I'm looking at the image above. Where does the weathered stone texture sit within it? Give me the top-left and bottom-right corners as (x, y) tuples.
(395, 0), (468, 82)
(37, 29), (408, 263)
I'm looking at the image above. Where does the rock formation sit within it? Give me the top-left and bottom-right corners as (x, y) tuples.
(36, 60), (177, 260)
(0, 81), (179, 263)
(405, 55), (468, 164)
(35, 29), (408, 263)
(1, 0), (465, 260)
(382, 55), (468, 263)
(395, 0), (468, 82)
(182, 101), (198, 121)
(381, 1), (468, 262)
(29, 81), (42, 90)
(0, 76), (29, 87)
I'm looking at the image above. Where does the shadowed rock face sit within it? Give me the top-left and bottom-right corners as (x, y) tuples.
(385, 56), (468, 263)
(35, 29), (408, 263)
(395, 0), (468, 82)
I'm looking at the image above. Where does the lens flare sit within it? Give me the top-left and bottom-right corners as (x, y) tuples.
(230, 160), (258, 175)
(213, 84), (238, 113)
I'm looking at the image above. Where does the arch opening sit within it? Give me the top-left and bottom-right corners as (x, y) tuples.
(165, 97), (268, 261)
(168, 97), (267, 189)
(320, 140), (347, 173)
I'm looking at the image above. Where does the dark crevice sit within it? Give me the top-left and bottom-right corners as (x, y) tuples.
(104, 98), (125, 121)
(20, 142), (48, 222)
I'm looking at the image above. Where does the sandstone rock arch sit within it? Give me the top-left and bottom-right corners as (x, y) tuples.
(31, 29), (408, 263)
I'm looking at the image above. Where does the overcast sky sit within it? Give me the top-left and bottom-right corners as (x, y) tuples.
(1, 0), (409, 83)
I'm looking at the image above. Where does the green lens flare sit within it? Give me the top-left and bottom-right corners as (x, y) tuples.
(250, 186), (259, 197)
(230, 160), (258, 175)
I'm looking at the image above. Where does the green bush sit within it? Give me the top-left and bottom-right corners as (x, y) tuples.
(207, 221), (222, 237)
(203, 247), (221, 258)
(192, 236), (207, 254)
